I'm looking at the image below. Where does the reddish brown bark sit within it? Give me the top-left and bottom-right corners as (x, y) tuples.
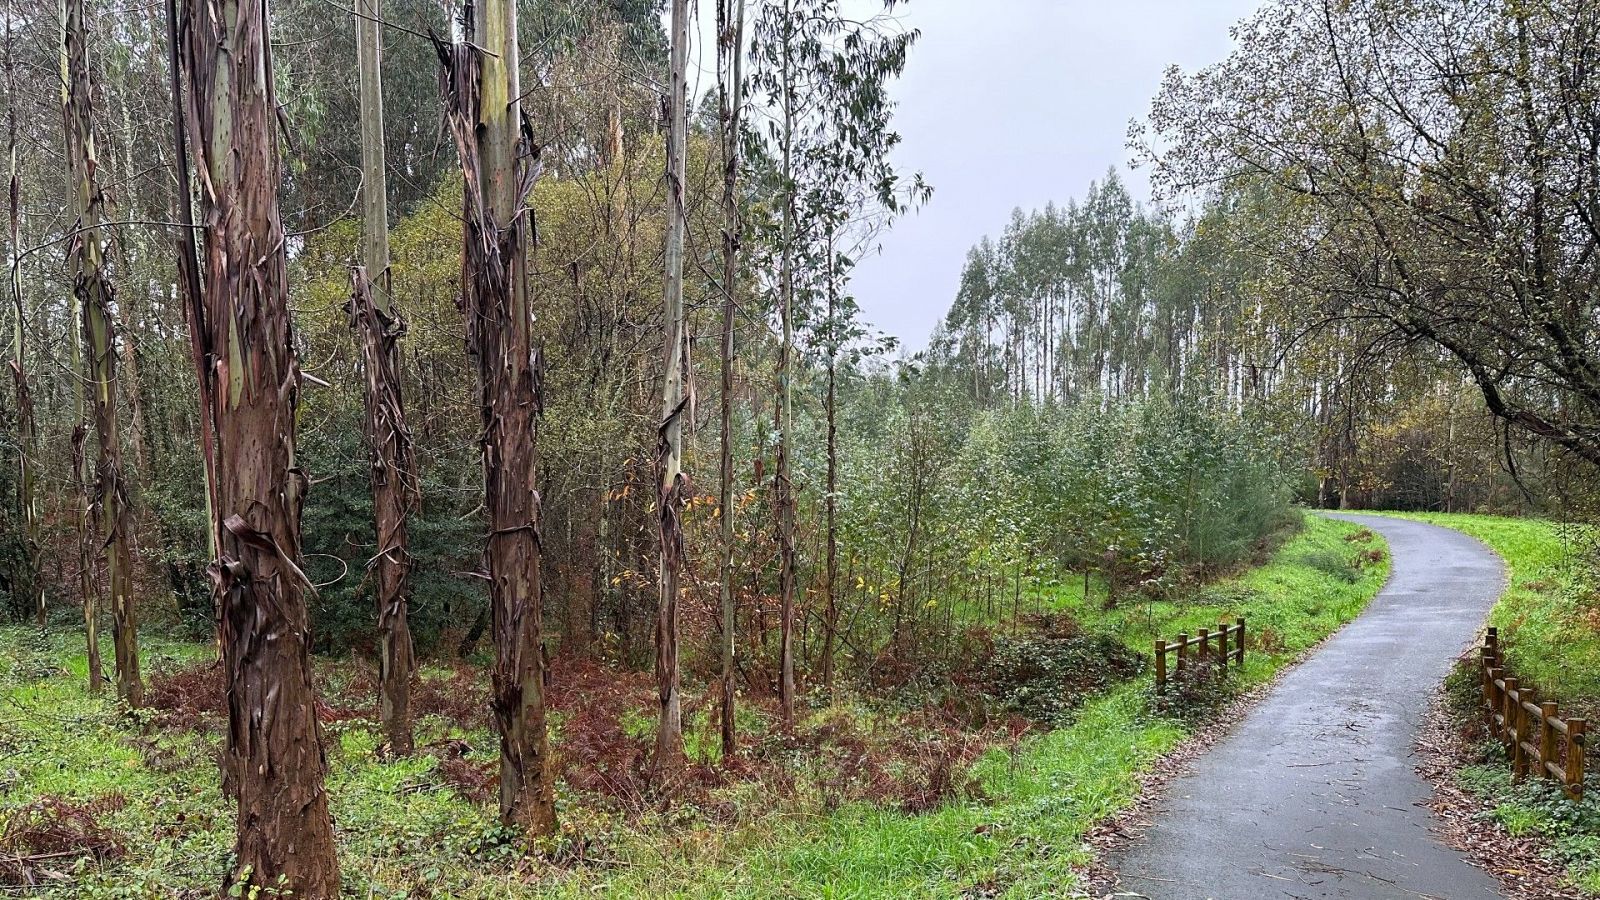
(351, 0), (416, 759)
(176, 0), (340, 892)
(349, 267), (417, 757)
(435, 4), (557, 834)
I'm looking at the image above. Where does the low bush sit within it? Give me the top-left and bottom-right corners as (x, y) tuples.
(975, 631), (1145, 726)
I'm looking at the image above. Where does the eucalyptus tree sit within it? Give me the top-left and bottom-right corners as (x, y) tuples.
(4, 0), (39, 627)
(63, 0), (141, 705)
(437, 0), (558, 835)
(349, 0), (418, 758)
(175, 0), (340, 889)
(716, 0), (747, 758)
(749, 0), (922, 723)
(653, 0), (691, 775)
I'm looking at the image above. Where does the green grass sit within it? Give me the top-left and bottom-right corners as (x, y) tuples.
(0, 513), (1391, 898)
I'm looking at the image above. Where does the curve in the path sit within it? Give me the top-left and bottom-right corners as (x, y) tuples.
(1108, 514), (1505, 899)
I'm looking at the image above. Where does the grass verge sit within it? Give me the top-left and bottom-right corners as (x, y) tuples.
(0, 513), (1389, 898)
(1378, 512), (1599, 896)
(1391, 513), (1599, 709)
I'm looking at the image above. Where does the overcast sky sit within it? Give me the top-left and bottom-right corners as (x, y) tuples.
(691, 1), (1262, 352)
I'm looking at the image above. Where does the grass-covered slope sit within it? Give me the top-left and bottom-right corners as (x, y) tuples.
(0, 514), (1389, 898)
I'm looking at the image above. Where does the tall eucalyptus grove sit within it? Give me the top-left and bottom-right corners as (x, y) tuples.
(749, 0), (923, 725)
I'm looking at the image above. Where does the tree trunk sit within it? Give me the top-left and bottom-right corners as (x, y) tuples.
(350, 0), (417, 759)
(822, 234), (839, 696)
(775, 0), (797, 729)
(436, 0), (557, 835)
(6, 4), (41, 628)
(63, 0), (141, 706)
(176, 0), (341, 891)
(716, 0), (745, 761)
(653, 0), (690, 779)
(164, 0), (218, 567)
(70, 424), (102, 692)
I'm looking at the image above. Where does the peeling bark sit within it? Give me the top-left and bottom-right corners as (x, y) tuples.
(176, 0), (340, 892)
(349, 268), (417, 757)
(164, 0), (218, 562)
(350, 0), (416, 759)
(63, 0), (142, 708)
(434, 1), (557, 835)
(70, 424), (101, 693)
(653, 0), (690, 779)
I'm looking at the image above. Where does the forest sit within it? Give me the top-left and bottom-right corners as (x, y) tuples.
(0, 0), (1598, 897)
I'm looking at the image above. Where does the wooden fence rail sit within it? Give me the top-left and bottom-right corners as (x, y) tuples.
(1155, 617), (1245, 693)
(1480, 627), (1586, 801)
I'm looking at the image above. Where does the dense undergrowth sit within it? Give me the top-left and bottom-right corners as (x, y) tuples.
(0, 513), (1388, 898)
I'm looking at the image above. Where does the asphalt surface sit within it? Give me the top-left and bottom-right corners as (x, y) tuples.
(1108, 514), (1506, 899)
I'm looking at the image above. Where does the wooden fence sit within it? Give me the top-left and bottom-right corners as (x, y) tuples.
(1480, 627), (1586, 801)
(1155, 618), (1245, 693)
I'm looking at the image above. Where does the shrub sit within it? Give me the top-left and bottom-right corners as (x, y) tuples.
(976, 632), (1145, 726)
(1150, 662), (1238, 723)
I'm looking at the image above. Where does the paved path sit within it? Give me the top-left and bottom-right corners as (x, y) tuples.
(1109, 514), (1506, 899)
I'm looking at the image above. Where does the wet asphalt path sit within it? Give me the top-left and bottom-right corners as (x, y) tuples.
(1108, 514), (1505, 899)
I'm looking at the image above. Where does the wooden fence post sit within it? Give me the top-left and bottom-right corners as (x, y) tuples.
(1155, 639), (1167, 693)
(1216, 622), (1229, 676)
(1541, 701), (1558, 784)
(1568, 719), (1586, 801)
(1517, 689), (1537, 780)
(1235, 618), (1246, 667)
(1502, 677), (1518, 750)
(1481, 645), (1494, 706)
(1487, 668), (1501, 734)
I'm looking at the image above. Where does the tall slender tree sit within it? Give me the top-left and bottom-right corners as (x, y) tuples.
(752, 0), (923, 698)
(164, 0), (217, 573)
(63, 0), (141, 706)
(772, 0), (799, 728)
(349, 0), (418, 758)
(436, 0), (557, 835)
(653, 0), (691, 776)
(60, 5), (97, 692)
(5, 0), (40, 629)
(176, 0), (341, 890)
(716, 0), (747, 760)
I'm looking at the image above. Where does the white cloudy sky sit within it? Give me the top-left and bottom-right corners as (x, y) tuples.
(687, 0), (1263, 351)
